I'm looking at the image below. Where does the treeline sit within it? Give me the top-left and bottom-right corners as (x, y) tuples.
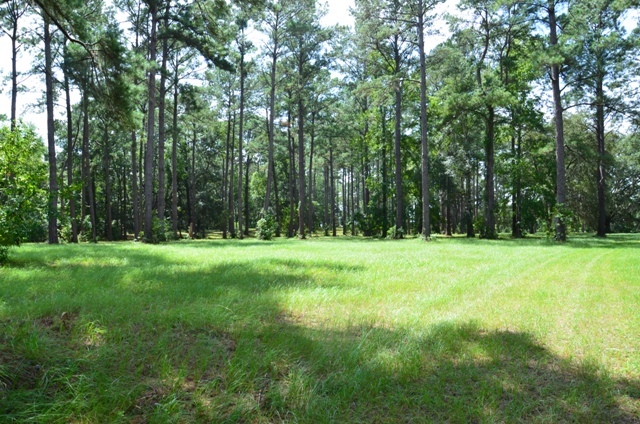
(1, 0), (640, 249)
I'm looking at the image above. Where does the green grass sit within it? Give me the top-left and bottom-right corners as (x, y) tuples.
(1, 234), (639, 423)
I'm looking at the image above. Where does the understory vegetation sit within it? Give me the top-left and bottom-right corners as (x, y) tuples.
(3, 0), (640, 251)
(1, 236), (639, 422)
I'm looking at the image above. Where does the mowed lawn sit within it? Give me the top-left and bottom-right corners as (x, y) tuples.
(1, 235), (639, 423)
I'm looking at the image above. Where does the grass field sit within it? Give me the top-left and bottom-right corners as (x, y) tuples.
(1, 235), (639, 423)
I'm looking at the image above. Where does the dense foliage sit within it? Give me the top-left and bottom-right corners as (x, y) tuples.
(0, 123), (47, 262)
(1, 0), (640, 251)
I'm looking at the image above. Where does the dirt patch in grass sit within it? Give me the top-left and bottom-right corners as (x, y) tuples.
(125, 326), (238, 422)
(131, 378), (171, 419)
(0, 312), (80, 394)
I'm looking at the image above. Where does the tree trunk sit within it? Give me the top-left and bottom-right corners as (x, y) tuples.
(272, 158), (281, 236)
(549, 1), (567, 241)
(342, 170), (347, 236)
(446, 177), (452, 236)
(222, 89), (232, 239)
(418, 0), (430, 240)
(265, 39), (278, 212)
(287, 107), (295, 238)
(139, 117), (144, 223)
(511, 122), (523, 238)
(144, 3), (158, 242)
(157, 3), (170, 240)
(394, 59), (403, 238)
(189, 127), (197, 238)
(466, 172), (474, 237)
(330, 143), (336, 237)
(308, 112), (315, 234)
(131, 131), (140, 239)
(44, 15), (59, 244)
(297, 98), (306, 239)
(350, 165), (355, 235)
(228, 112), (236, 237)
(237, 37), (246, 239)
(64, 50), (78, 243)
(82, 92), (97, 243)
(323, 164), (329, 235)
(381, 107), (388, 238)
(104, 127), (113, 241)
(10, 16), (18, 130)
(171, 67), (179, 238)
(596, 73), (607, 237)
(483, 106), (497, 239)
(363, 145), (370, 210)
(121, 157), (127, 238)
(244, 154), (250, 236)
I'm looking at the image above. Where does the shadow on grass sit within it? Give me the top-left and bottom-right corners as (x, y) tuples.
(261, 321), (640, 423)
(1, 244), (638, 423)
(436, 233), (640, 250)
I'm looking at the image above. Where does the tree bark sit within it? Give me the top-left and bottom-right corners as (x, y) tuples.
(82, 92), (97, 243)
(323, 164), (329, 234)
(171, 64), (179, 238)
(222, 87), (232, 238)
(297, 97), (306, 239)
(596, 72), (607, 237)
(394, 53), (403, 238)
(144, 3), (158, 242)
(228, 111), (236, 237)
(244, 154), (250, 236)
(103, 127), (113, 241)
(121, 159), (127, 238)
(483, 106), (497, 238)
(342, 169), (347, 235)
(131, 131), (140, 239)
(307, 112), (315, 234)
(418, 0), (430, 240)
(44, 14), (59, 244)
(64, 49), (78, 242)
(287, 107), (295, 238)
(272, 158), (281, 236)
(330, 143), (336, 237)
(350, 165), (355, 235)
(189, 126), (197, 238)
(10, 11), (18, 130)
(157, 2), (170, 240)
(264, 31), (279, 212)
(381, 107), (388, 238)
(237, 36), (246, 239)
(549, 1), (567, 241)
(466, 172), (474, 237)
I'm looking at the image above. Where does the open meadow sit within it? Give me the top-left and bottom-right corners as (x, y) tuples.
(1, 235), (639, 423)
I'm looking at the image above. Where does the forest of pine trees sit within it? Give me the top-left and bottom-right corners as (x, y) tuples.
(2, 0), (640, 249)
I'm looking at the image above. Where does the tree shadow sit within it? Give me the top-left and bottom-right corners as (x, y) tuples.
(437, 233), (640, 250)
(0, 244), (638, 422)
(251, 320), (640, 423)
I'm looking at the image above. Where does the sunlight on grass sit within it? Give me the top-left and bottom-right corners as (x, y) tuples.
(1, 235), (639, 422)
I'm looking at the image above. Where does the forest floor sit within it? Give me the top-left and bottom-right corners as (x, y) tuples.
(1, 234), (639, 423)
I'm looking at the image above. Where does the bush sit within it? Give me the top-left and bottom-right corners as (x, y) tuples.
(0, 123), (47, 263)
(79, 215), (95, 243)
(256, 210), (277, 240)
(386, 226), (404, 239)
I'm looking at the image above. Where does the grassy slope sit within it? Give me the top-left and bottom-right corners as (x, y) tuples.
(0, 235), (639, 423)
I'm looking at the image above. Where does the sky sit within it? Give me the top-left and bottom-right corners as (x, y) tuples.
(0, 0), (361, 140)
(0, 0), (464, 140)
(322, 0), (355, 27)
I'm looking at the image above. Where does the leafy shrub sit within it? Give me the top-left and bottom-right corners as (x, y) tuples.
(79, 215), (94, 243)
(386, 226), (404, 239)
(0, 123), (47, 263)
(256, 210), (277, 240)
